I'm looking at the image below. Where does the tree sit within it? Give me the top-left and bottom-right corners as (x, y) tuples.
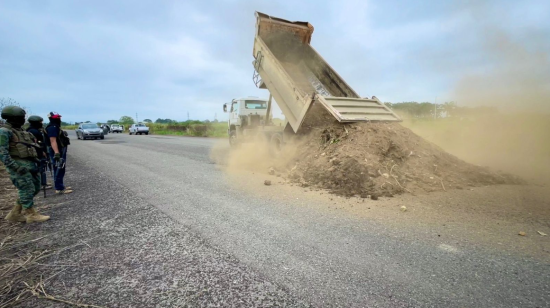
(119, 116), (135, 125)
(107, 119), (118, 124)
(143, 119), (152, 123)
(155, 118), (176, 124)
(0, 97), (19, 109)
(0, 98), (34, 117)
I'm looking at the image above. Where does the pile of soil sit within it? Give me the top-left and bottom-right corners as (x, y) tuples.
(278, 115), (522, 198)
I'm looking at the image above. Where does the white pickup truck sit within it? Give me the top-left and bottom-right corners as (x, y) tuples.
(129, 123), (150, 135)
(110, 124), (123, 133)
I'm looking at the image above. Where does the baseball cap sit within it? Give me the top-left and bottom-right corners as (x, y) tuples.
(48, 112), (62, 119)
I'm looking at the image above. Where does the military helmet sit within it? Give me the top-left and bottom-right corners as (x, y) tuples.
(1, 106), (26, 119)
(28, 115), (44, 123)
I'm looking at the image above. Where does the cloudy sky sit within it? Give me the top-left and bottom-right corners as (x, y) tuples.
(1, 0), (549, 123)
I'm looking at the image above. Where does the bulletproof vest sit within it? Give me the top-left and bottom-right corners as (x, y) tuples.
(1, 123), (39, 159)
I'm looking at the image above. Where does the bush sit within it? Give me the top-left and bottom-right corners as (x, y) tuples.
(142, 122), (227, 138)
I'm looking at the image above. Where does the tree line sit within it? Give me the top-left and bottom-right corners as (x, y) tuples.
(386, 102), (498, 118)
(97, 117), (220, 125)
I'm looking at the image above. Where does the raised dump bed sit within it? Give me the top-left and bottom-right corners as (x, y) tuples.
(252, 12), (401, 133)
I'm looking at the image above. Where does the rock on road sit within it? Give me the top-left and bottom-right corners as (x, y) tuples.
(28, 132), (550, 307)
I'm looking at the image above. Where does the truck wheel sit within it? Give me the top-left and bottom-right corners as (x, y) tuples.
(100, 136), (105, 140)
(270, 133), (283, 157)
(229, 131), (238, 147)
(145, 132), (149, 135)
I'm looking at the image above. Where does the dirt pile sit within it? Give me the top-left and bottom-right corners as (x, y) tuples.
(277, 121), (522, 198)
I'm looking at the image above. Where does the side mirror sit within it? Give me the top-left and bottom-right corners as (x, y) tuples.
(223, 104), (227, 112)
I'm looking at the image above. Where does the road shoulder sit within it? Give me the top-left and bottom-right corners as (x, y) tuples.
(2, 157), (307, 307)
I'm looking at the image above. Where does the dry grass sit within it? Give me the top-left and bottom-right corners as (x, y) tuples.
(0, 166), (102, 307)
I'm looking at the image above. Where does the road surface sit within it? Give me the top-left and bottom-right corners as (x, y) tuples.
(26, 132), (550, 307)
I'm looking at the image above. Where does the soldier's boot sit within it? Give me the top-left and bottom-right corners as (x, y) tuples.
(21, 208), (50, 223)
(55, 188), (73, 195)
(4, 202), (26, 223)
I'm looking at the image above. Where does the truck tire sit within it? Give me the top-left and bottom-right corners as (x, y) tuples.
(229, 130), (238, 147)
(270, 133), (283, 157)
(145, 132), (149, 135)
(100, 136), (105, 140)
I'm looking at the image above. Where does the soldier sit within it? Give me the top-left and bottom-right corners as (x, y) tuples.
(26, 115), (47, 159)
(27, 115), (52, 190)
(1, 106), (50, 223)
(45, 112), (72, 194)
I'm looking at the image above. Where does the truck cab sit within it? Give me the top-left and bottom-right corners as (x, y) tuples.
(223, 97), (278, 146)
(129, 123), (150, 135)
(225, 97), (268, 127)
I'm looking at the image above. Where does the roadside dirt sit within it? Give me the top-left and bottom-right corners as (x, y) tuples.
(222, 169), (550, 262)
(213, 112), (549, 261)
(0, 167), (41, 307)
(280, 121), (522, 198)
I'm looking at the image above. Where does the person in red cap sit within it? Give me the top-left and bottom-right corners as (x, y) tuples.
(45, 112), (73, 194)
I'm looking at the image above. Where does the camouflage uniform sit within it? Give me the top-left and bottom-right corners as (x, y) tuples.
(0, 123), (41, 209)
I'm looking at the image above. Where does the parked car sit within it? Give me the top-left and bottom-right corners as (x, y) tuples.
(129, 123), (150, 135)
(110, 124), (123, 133)
(76, 123), (104, 140)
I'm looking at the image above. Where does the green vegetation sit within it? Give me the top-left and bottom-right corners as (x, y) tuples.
(387, 101), (497, 119)
(62, 124), (78, 130)
(119, 116), (135, 125)
(146, 122), (226, 137)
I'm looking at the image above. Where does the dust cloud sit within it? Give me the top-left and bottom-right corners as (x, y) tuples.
(430, 3), (550, 183)
(452, 2), (550, 112)
(209, 137), (300, 176)
(453, 32), (550, 113)
(402, 114), (550, 184)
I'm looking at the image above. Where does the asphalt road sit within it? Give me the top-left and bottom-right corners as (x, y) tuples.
(30, 132), (549, 308)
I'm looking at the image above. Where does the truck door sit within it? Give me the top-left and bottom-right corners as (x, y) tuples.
(229, 101), (239, 126)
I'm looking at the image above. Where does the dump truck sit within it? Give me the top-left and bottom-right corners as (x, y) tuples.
(224, 12), (401, 148)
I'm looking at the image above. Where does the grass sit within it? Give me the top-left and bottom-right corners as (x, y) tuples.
(144, 122), (226, 137)
(146, 122), (227, 138)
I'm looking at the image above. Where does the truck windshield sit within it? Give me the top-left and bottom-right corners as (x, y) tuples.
(82, 124), (98, 129)
(137, 124), (146, 127)
(245, 100), (267, 109)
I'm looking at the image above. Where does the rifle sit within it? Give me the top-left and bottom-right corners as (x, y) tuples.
(40, 159), (48, 198)
(54, 147), (67, 179)
(47, 159), (53, 176)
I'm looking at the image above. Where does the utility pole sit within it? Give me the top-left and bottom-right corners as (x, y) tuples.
(187, 112), (189, 121)
(136, 113), (139, 123)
